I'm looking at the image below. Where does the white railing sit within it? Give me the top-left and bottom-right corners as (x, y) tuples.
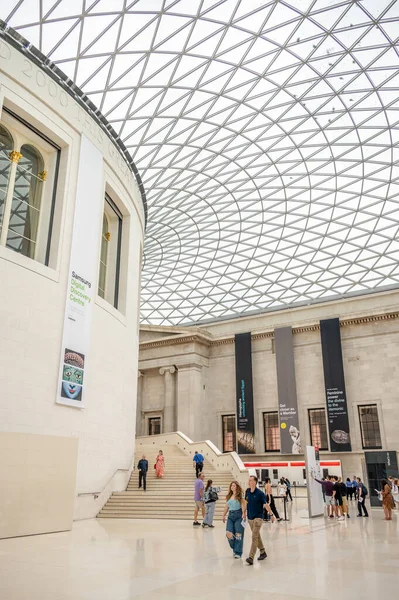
(136, 432), (254, 488)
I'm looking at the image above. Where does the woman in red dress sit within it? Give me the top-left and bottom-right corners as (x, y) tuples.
(155, 450), (165, 478)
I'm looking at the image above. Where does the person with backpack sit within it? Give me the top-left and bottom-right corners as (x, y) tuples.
(356, 477), (369, 517)
(202, 479), (221, 528)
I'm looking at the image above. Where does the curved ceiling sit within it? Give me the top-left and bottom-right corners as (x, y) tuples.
(3, 0), (399, 325)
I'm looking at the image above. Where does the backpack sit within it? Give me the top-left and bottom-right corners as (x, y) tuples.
(208, 488), (219, 502)
(361, 483), (368, 496)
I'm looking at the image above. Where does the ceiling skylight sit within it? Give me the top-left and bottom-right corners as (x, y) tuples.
(3, 0), (399, 325)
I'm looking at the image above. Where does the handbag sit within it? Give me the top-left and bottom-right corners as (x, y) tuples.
(154, 464), (156, 469)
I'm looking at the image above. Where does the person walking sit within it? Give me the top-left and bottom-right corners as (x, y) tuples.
(202, 479), (221, 528)
(381, 479), (394, 520)
(193, 450), (204, 478)
(313, 474), (335, 518)
(264, 478), (280, 522)
(155, 450), (165, 479)
(193, 472), (205, 526)
(222, 481), (246, 558)
(346, 477), (353, 501)
(356, 477), (369, 517)
(284, 477), (293, 502)
(244, 475), (269, 565)
(137, 454), (148, 491)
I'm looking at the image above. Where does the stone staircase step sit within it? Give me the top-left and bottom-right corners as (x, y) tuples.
(98, 443), (236, 520)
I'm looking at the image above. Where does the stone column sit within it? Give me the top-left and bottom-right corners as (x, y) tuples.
(176, 364), (203, 441)
(159, 366), (176, 433)
(136, 371), (144, 437)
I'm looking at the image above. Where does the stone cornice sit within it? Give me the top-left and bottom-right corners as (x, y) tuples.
(140, 311), (399, 349)
(139, 334), (212, 350)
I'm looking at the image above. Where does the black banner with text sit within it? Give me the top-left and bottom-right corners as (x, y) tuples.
(275, 327), (302, 454)
(320, 318), (352, 452)
(234, 333), (255, 454)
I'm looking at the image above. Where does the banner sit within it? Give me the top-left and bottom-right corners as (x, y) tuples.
(234, 333), (255, 454)
(56, 135), (104, 408)
(275, 326), (302, 454)
(305, 445), (324, 517)
(320, 318), (352, 452)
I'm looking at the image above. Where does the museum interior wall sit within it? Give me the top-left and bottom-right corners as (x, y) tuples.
(138, 289), (399, 480)
(0, 34), (144, 537)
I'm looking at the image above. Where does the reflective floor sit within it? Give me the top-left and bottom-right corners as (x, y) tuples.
(0, 500), (397, 600)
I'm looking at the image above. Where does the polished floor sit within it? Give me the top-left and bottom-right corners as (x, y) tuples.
(0, 500), (397, 600)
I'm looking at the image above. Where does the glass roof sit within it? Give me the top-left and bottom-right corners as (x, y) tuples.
(3, 0), (399, 325)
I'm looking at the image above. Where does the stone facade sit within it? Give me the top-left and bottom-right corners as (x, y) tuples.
(138, 290), (399, 479)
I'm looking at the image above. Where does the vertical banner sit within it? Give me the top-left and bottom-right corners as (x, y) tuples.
(234, 333), (255, 454)
(320, 318), (352, 451)
(275, 327), (302, 454)
(56, 135), (104, 408)
(305, 446), (324, 518)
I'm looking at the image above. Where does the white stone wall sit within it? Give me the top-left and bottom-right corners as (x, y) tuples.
(139, 291), (399, 478)
(0, 39), (144, 522)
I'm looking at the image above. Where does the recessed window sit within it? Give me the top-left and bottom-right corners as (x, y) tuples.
(98, 194), (122, 309)
(358, 405), (382, 449)
(0, 111), (59, 265)
(308, 408), (328, 450)
(222, 415), (236, 452)
(148, 417), (161, 436)
(263, 412), (280, 452)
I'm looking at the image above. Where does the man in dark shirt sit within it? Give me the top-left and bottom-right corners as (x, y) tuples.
(137, 455), (148, 491)
(313, 474), (335, 518)
(244, 476), (269, 565)
(332, 476), (345, 520)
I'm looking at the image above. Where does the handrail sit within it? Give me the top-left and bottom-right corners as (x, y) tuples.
(136, 432), (254, 484)
(77, 468), (130, 498)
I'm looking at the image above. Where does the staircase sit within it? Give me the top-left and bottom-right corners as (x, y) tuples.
(98, 444), (233, 521)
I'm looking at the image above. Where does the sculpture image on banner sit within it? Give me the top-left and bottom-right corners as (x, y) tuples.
(275, 327), (302, 454)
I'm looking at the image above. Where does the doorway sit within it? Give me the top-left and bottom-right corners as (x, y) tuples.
(365, 451), (398, 507)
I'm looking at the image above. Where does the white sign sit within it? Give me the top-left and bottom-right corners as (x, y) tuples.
(305, 445), (324, 518)
(56, 135), (103, 408)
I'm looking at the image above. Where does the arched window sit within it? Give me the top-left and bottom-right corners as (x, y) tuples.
(6, 144), (44, 258)
(98, 212), (109, 299)
(0, 125), (13, 235)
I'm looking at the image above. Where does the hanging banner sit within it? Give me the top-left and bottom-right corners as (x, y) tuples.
(234, 333), (255, 454)
(275, 326), (302, 454)
(56, 135), (104, 408)
(305, 445), (324, 518)
(320, 318), (352, 452)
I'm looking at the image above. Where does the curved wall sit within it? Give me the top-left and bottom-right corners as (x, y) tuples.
(0, 35), (144, 532)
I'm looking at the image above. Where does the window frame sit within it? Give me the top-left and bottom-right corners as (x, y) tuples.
(263, 411), (280, 453)
(358, 404), (382, 450)
(221, 414), (236, 453)
(308, 408), (329, 451)
(1, 107), (61, 267)
(98, 193), (123, 309)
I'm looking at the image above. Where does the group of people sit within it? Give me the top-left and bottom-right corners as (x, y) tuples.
(314, 474), (367, 519)
(314, 473), (398, 520)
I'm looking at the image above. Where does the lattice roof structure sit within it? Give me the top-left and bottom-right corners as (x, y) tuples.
(3, 0), (399, 325)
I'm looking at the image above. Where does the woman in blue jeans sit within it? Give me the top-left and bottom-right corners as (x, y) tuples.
(222, 481), (246, 558)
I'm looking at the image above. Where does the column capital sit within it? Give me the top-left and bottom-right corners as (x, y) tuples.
(159, 366), (176, 376)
